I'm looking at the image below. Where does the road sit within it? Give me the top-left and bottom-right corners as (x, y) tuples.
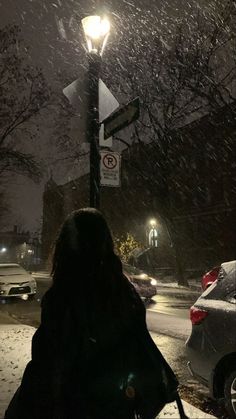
(0, 277), (196, 332)
(146, 294), (195, 339)
(0, 275), (226, 417)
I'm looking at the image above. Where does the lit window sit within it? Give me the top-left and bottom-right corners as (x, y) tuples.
(149, 228), (158, 247)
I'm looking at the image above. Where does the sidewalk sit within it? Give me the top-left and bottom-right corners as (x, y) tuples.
(0, 324), (216, 419)
(154, 277), (202, 300)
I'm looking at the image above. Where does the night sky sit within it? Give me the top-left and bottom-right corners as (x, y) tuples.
(0, 0), (221, 233)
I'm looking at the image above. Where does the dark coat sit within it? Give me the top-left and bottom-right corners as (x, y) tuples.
(8, 276), (146, 419)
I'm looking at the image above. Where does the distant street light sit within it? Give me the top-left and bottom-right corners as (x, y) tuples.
(82, 15), (110, 208)
(1, 247), (7, 253)
(149, 218), (158, 247)
(149, 219), (157, 228)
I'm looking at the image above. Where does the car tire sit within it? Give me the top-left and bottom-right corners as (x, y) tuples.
(224, 370), (236, 418)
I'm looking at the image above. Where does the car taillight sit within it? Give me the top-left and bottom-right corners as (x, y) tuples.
(202, 266), (220, 290)
(190, 306), (209, 325)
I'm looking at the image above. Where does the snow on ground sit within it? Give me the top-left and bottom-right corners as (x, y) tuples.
(155, 282), (201, 294)
(0, 325), (216, 419)
(156, 282), (194, 289)
(32, 271), (52, 280)
(159, 400), (215, 418)
(0, 325), (33, 418)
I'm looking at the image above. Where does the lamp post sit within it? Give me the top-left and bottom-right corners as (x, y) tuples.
(82, 16), (110, 209)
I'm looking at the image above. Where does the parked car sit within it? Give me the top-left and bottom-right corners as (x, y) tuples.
(123, 263), (157, 302)
(186, 260), (236, 418)
(201, 265), (220, 291)
(0, 263), (37, 299)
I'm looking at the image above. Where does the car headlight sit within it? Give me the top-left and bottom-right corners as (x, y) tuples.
(140, 274), (148, 280)
(150, 278), (157, 286)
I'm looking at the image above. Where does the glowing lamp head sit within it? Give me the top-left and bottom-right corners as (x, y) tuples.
(149, 219), (157, 228)
(82, 15), (110, 55)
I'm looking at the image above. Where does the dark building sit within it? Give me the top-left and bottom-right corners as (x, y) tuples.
(41, 104), (236, 273)
(169, 104), (236, 268)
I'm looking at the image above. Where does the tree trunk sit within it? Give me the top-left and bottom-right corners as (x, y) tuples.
(163, 216), (189, 287)
(172, 238), (189, 287)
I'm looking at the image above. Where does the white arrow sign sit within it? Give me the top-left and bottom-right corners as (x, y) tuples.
(63, 78), (119, 148)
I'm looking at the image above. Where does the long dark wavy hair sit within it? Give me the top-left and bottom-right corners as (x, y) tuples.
(50, 208), (130, 310)
(43, 208), (144, 343)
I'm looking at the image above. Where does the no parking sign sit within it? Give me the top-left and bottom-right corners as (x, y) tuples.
(100, 151), (121, 187)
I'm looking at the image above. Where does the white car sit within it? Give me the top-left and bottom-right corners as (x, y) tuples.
(0, 263), (37, 298)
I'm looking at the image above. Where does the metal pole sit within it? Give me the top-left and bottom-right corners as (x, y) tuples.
(87, 52), (101, 209)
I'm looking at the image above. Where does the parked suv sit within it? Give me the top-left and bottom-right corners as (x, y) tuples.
(0, 263), (37, 299)
(186, 260), (236, 418)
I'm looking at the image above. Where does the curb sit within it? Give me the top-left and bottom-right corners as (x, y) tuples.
(0, 310), (20, 324)
(155, 286), (201, 299)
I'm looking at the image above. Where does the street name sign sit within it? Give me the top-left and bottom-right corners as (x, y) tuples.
(102, 97), (140, 140)
(100, 150), (121, 187)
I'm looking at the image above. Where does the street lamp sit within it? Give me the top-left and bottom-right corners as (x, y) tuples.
(82, 15), (110, 208)
(149, 219), (157, 229)
(149, 218), (158, 247)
